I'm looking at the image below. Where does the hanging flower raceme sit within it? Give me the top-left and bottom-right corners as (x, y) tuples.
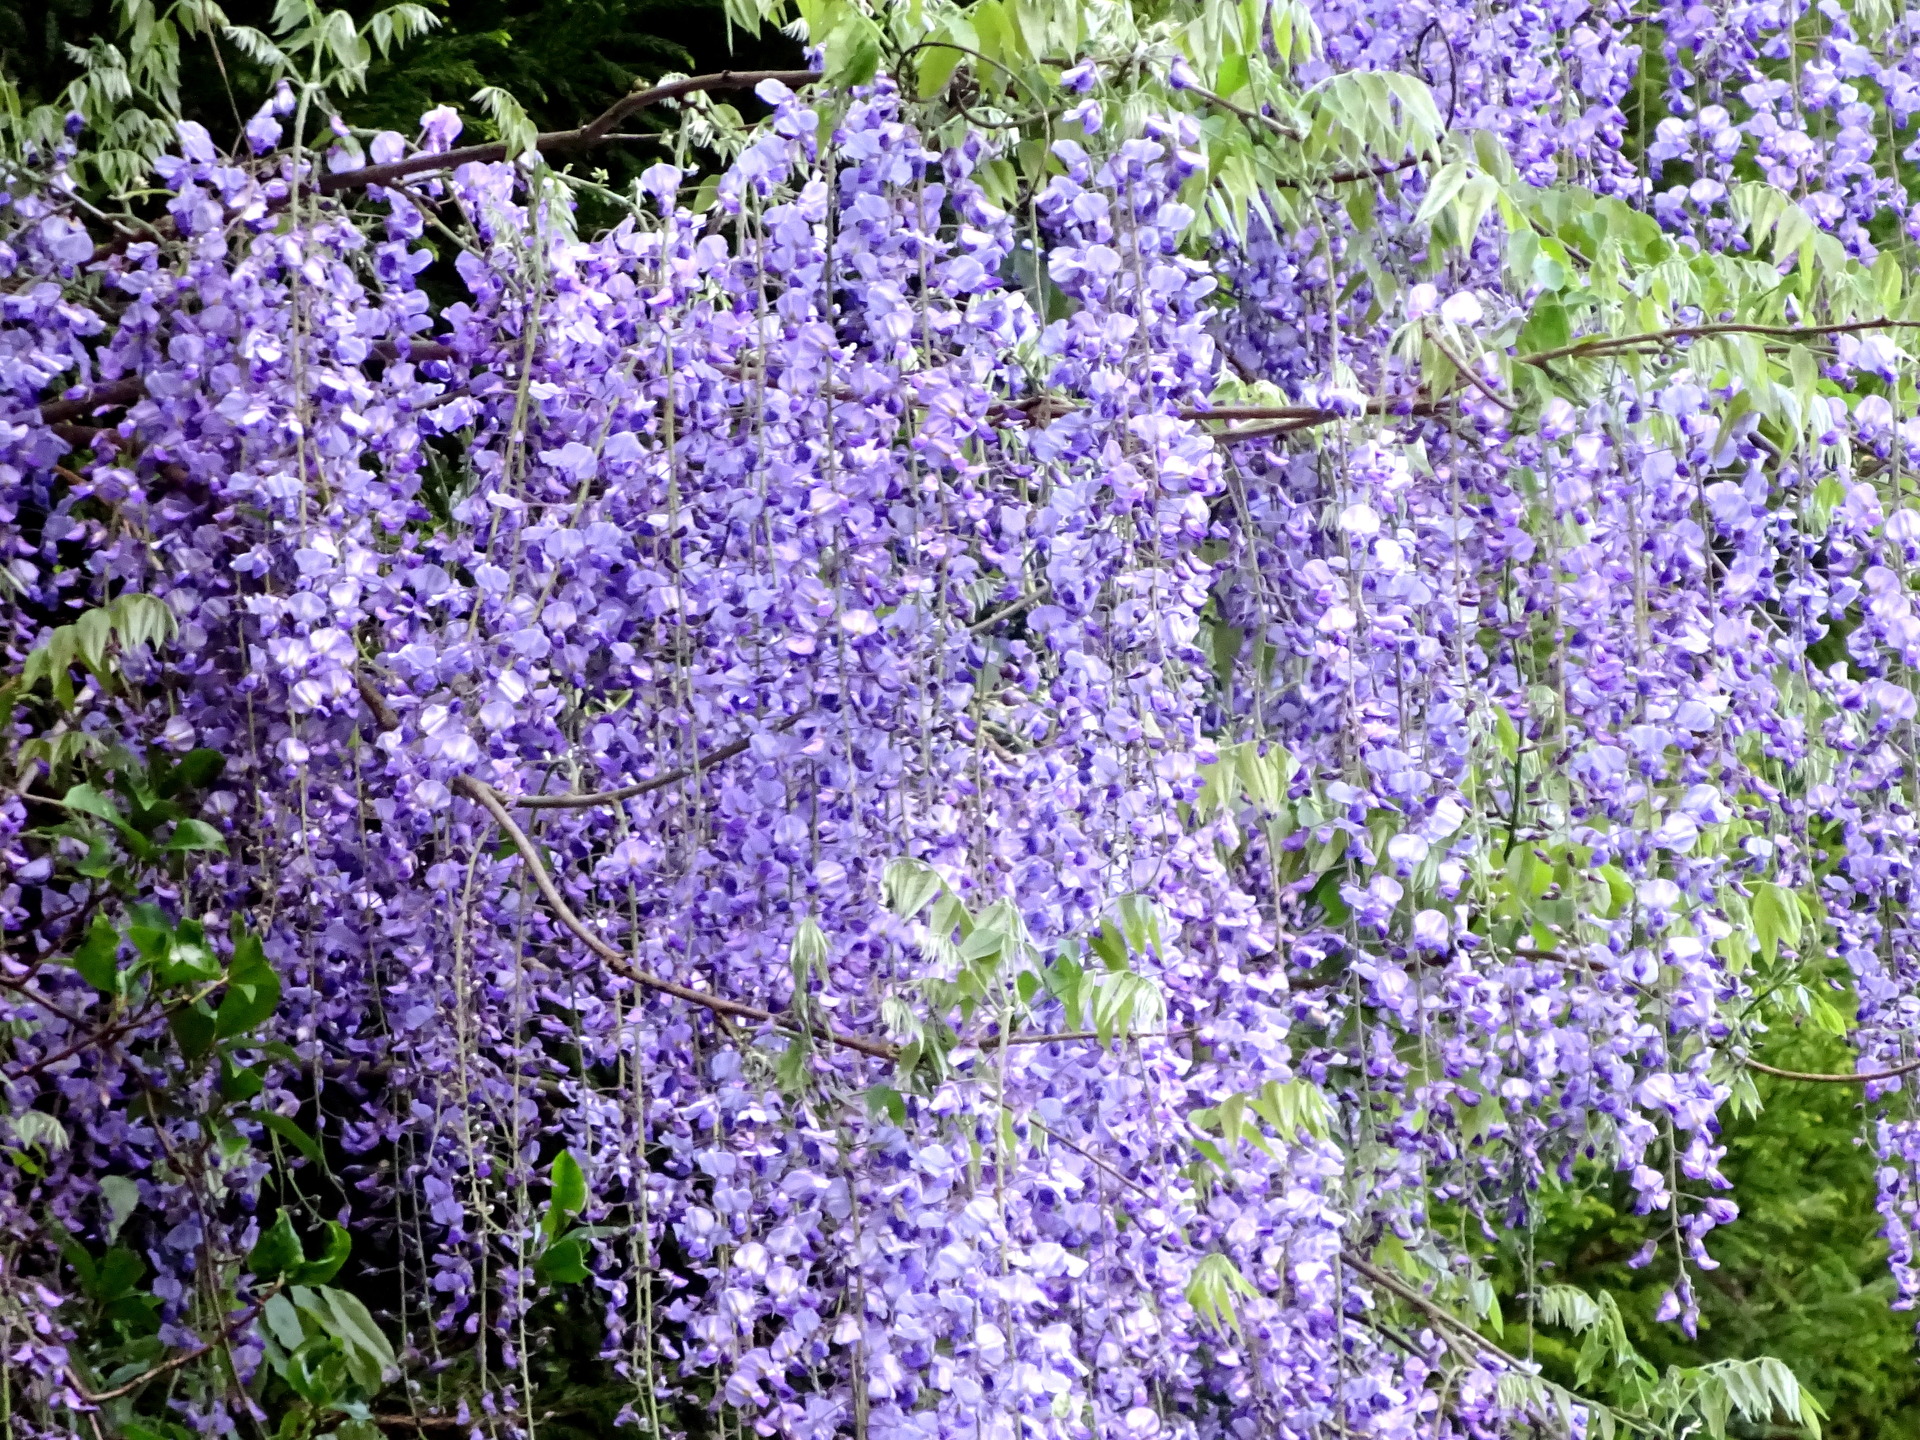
(7, 0), (1920, 1432)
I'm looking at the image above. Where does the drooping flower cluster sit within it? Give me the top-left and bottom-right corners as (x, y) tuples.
(6, 0), (1920, 1433)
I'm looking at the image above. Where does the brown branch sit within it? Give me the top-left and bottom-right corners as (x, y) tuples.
(316, 70), (820, 196)
(357, 672), (402, 732)
(1180, 397), (1447, 441)
(1518, 317), (1920, 368)
(1339, 1250), (1526, 1370)
(372, 1418), (468, 1433)
(373, 340), (457, 365)
(453, 774), (900, 1060)
(0, 973), (90, 1028)
(361, 669), (800, 810)
(456, 772), (1177, 1065)
(1426, 323), (1515, 411)
(1744, 1054), (1920, 1084)
(1274, 151), (1431, 190)
(13, 1002), (159, 1079)
(364, 688), (1157, 1065)
(1026, 1115), (1154, 1197)
(977, 1026), (1198, 1048)
(13, 974), (229, 1079)
(39, 343), (453, 433)
(1183, 319), (1920, 442)
(511, 712), (805, 810)
(1212, 419), (1329, 442)
(1180, 403), (1338, 422)
(39, 379), (143, 425)
(1185, 81), (1304, 142)
(73, 1282), (284, 1404)
(967, 591), (1038, 635)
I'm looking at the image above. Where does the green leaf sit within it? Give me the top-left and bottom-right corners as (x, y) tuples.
(1113, 894), (1165, 956)
(164, 818), (227, 853)
(159, 930), (221, 987)
(1186, 1252), (1259, 1334)
(821, 7), (882, 86)
(1247, 1078), (1333, 1141)
(70, 917), (121, 992)
(168, 1002), (216, 1059)
(282, 1332), (344, 1406)
(164, 748), (226, 796)
(543, 1150), (588, 1237)
(790, 916), (830, 991)
(1753, 881), (1802, 963)
(219, 1055), (266, 1103)
(263, 1291), (307, 1351)
(534, 1237), (589, 1284)
(916, 40), (964, 100)
(472, 84), (537, 158)
(9, 1111), (68, 1159)
(288, 1221), (351, 1286)
(883, 858), (945, 921)
(255, 1112), (325, 1167)
(1599, 865), (1634, 918)
(1216, 48), (1250, 97)
(101, 1174), (140, 1242)
(62, 783), (126, 828)
(865, 1085), (907, 1125)
(1493, 706), (1520, 762)
(1520, 299), (1572, 355)
(215, 933), (280, 1038)
(304, 1285), (396, 1390)
(249, 1210), (304, 1279)
(128, 904), (171, 963)
(75, 606), (112, 672)
(91, 1246), (146, 1302)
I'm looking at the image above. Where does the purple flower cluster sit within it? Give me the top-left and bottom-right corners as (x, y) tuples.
(4, 0), (1920, 1431)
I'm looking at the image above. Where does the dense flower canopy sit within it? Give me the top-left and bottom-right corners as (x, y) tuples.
(8, 0), (1920, 1435)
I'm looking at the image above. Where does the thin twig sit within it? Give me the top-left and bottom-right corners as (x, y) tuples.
(511, 713), (805, 810)
(1274, 150), (1433, 190)
(1184, 81), (1304, 141)
(74, 1282), (284, 1404)
(971, 1026), (1199, 1048)
(1026, 1116), (1154, 1197)
(1743, 1055), (1920, 1084)
(0, 974), (90, 1028)
(1518, 317), (1920, 368)
(316, 70), (820, 196)
(360, 676), (800, 811)
(1425, 323), (1515, 411)
(371, 1418), (468, 1432)
(967, 592), (1039, 634)
(453, 775), (899, 1060)
(1339, 1251), (1527, 1370)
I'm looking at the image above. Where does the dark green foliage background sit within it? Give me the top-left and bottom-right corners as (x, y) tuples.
(1492, 1030), (1920, 1439)
(0, 0), (801, 180)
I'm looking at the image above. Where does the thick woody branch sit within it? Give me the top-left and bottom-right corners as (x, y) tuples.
(317, 70), (819, 196)
(39, 378), (143, 425)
